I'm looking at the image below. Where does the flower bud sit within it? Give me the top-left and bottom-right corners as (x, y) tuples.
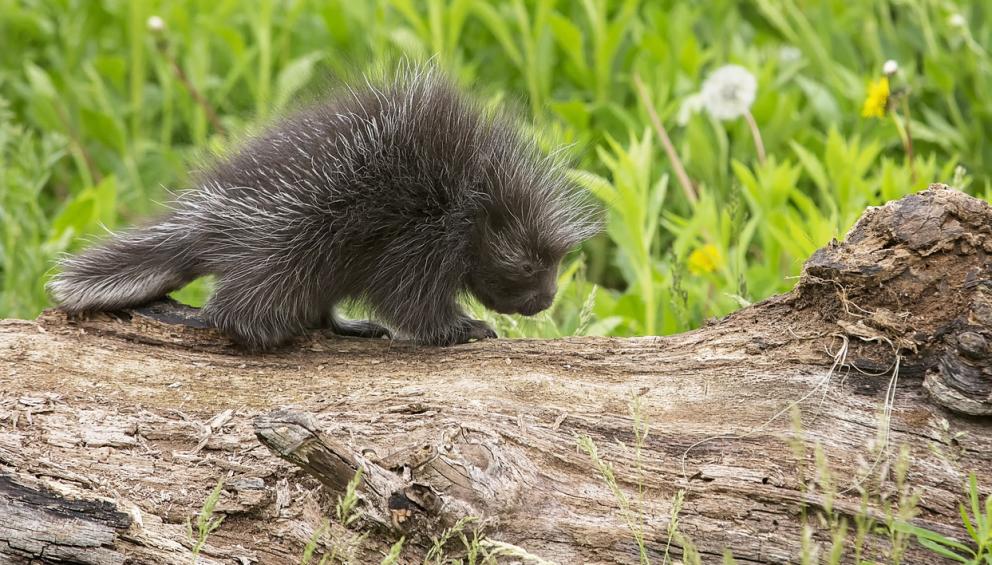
(147, 15), (166, 34)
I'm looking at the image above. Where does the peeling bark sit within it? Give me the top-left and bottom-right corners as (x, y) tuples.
(0, 185), (990, 564)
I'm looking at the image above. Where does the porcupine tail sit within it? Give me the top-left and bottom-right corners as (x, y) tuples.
(48, 215), (200, 312)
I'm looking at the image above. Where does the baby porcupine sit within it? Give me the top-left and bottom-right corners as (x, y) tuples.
(48, 66), (601, 350)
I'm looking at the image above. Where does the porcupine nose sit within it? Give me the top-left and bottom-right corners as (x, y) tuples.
(519, 292), (554, 316)
(537, 291), (555, 311)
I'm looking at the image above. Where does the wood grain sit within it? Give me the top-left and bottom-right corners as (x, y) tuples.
(1, 185), (989, 563)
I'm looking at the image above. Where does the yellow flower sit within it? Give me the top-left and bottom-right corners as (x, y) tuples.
(861, 77), (890, 118)
(688, 244), (722, 275)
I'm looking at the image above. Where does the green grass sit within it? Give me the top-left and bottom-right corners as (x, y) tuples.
(580, 399), (992, 564)
(1, 0), (991, 332)
(186, 477), (225, 561)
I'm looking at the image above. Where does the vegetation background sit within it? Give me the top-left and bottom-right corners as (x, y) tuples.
(1, 0), (990, 338)
(3, 2), (992, 562)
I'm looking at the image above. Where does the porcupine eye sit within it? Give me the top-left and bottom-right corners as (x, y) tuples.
(521, 263), (534, 275)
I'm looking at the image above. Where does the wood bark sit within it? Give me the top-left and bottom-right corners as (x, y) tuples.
(1, 185), (990, 564)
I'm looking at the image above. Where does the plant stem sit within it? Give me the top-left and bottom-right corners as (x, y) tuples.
(153, 40), (227, 137)
(641, 267), (655, 337)
(744, 110), (767, 165)
(128, 1), (145, 142)
(54, 105), (102, 186)
(900, 94), (916, 184)
(632, 74), (697, 205)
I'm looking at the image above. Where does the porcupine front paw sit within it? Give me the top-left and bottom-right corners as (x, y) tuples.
(429, 318), (496, 345)
(462, 319), (497, 342)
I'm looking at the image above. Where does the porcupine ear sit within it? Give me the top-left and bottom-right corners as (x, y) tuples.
(479, 161), (603, 259)
(539, 162), (605, 255)
(472, 80), (604, 254)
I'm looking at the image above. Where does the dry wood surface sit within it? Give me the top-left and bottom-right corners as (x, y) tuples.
(1, 185), (990, 564)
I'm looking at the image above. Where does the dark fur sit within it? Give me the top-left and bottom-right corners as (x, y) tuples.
(48, 66), (601, 350)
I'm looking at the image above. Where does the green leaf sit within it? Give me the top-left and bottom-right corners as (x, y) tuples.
(891, 521), (971, 553)
(925, 53), (954, 94)
(795, 75), (840, 125)
(915, 538), (969, 562)
(549, 13), (588, 77)
(388, 0), (427, 39)
(960, 502), (978, 542)
(551, 100), (591, 131)
(24, 63), (57, 99)
(50, 194), (96, 243)
(273, 52), (322, 112)
(572, 170), (617, 210)
(49, 176), (118, 244)
(443, 0), (472, 60)
(80, 108), (125, 153)
(970, 473), (984, 534)
(790, 141), (827, 194)
(471, 2), (522, 67)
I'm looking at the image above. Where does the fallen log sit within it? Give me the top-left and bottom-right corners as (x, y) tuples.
(1, 185), (989, 564)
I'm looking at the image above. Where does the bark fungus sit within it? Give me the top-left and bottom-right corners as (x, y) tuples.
(0, 185), (989, 564)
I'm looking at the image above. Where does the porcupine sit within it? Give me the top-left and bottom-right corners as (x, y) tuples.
(47, 65), (601, 350)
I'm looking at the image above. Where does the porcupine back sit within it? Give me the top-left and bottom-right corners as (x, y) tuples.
(48, 65), (599, 348)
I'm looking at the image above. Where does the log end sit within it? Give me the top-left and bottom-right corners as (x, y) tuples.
(798, 184), (992, 414)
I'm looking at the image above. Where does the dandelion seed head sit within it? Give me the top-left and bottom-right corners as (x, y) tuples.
(883, 59), (899, 76)
(147, 15), (166, 33)
(700, 65), (757, 121)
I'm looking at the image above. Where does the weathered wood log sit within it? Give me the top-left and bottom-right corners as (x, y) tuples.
(1, 185), (990, 564)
